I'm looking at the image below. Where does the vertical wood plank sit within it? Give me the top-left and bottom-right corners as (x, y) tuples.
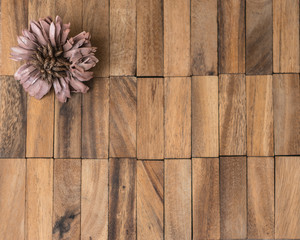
(191, 0), (217, 75)
(28, 0), (54, 20)
(164, 77), (191, 158)
(82, 78), (109, 159)
(219, 74), (246, 155)
(192, 158), (220, 239)
(192, 76), (218, 157)
(137, 78), (164, 159)
(109, 158), (136, 240)
(0, 159), (25, 239)
(137, 161), (163, 240)
(218, 0), (245, 73)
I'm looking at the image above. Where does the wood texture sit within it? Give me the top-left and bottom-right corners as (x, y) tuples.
(191, 0), (217, 75)
(165, 159), (191, 240)
(164, 77), (191, 158)
(192, 76), (218, 157)
(28, 0), (54, 21)
(219, 74), (246, 155)
(82, 78), (109, 159)
(137, 161), (163, 240)
(218, 0), (245, 73)
(137, 78), (164, 159)
(192, 158), (220, 239)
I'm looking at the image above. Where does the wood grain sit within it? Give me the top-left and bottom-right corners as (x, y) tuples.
(273, 0), (299, 73)
(109, 158), (136, 240)
(165, 159), (191, 240)
(247, 75), (273, 156)
(219, 74), (246, 155)
(137, 161), (163, 240)
(53, 159), (81, 240)
(0, 159), (25, 239)
(191, 0), (217, 75)
(276, 157), (300, 239)
(28, 0), (54, 21)
(164, 77), (191, 158)
(220, 157), (246, 239)
(110, 77), (137, 157)
(82, 78), (109, 159)
(273, 74), (300, 155)
(218, 0), (245, 73)
(164, 0), (190, 76)
(0, 76), (26, 158)
(246, 0), (272, 75)
(27, 158), (53, 240)
(192, 76), (218, 157)
(248, 157), (274, 239)
(137, 0), (163, 76)
(137, 78), (164, 159)
(192, 158), (220, 239)
(82, 159), (108, 240)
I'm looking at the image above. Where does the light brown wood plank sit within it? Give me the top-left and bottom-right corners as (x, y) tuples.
(137, 0), (163, 76)
(164, 0), (190, 76)
(137, 161), (163, 240)
(0, 159), (25, 239)
(192, 76), (218, 157)
(164, 77), (191, 158)
(247, 75), (273, 156)
(276, 157), (300, 238)
(191, 0), (217, 75)
(165, 159), (191, 240)
(219, 74), (246, 155)
(192, 158), (220, 239)
(137, 78), (164, 159)
(218, 0), (245, 73)
(82, 78), (109, 159)
(273, 0), (299, 73)
(110, 77), (137, 157)
(220, 157), (246, 239)
(273, 74), (300, 155)
(82, 159), (108, 240)
(27, 158), (53, 240)
(109, 158), (136, 240)
(28, 0), (54, 21)
(248, 157), (274, 239)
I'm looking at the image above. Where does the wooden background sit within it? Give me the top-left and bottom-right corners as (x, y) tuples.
(0, 0), (300, 239)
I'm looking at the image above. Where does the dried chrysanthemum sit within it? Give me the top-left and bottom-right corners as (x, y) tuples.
(11, 16), (98, 102)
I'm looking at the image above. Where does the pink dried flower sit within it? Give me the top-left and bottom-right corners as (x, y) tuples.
(11, 16), (98, 102)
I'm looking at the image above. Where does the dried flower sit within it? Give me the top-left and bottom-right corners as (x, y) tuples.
(11, 16), (98, 102)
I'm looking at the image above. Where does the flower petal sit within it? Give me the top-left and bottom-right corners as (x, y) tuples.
(14, 64), (29, 80)
(49, 22), (56, 47)
(30, 21), (48, 46)
(35, 80), (52, 99)
(69, 76), (89, 93)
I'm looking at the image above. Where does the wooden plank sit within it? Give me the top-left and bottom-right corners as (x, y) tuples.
(273, 0), (299, 73)
(27, 158), (53, 240)
(247, 75), (273, 156)
(137, 161), (163, 240)
(0, 76), (26, 158)
(110, 0), (136, 76)
(273, 74), (300, 155)
(164, 77), (191, 158)
(82, 78), (109, 159)
(0, 159), (25, 239)
(248, 157), (274, 239)
(246, 0), (272, 74)
(53, 159), (81, 240)
(137, 0), (163, 76)
(137, 78), (164, 159)
(164, 0), (190, 76)
(109, 77), (137, 157)
(192, 158), (220, 239)
(276, 157), (300, 238)
(82, 159), (108, 240)
(218, 0), (245, 73)
(191, 0), (217, 75)
(219, 74), (246, 155)
(220, 157), (246, 239)
(109, 158), (136, 240)
(28, 0), (54, 21)
(192, 76), (218, 157)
